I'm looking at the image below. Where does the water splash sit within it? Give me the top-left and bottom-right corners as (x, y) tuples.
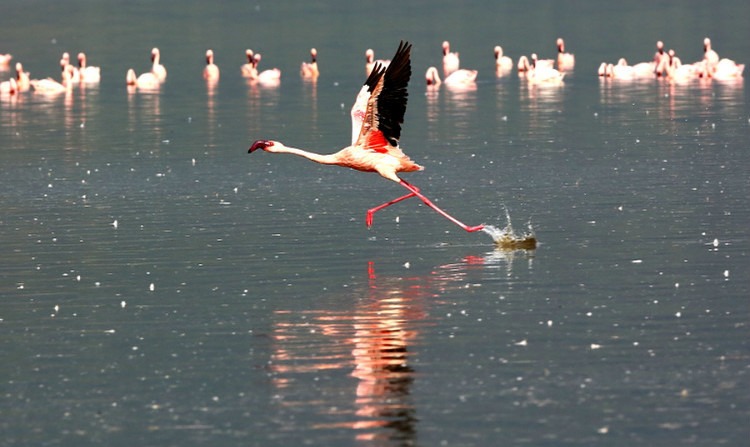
(482, 208), (537, 250)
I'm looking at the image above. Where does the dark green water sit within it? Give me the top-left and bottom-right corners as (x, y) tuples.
(2, 1), (749, 445)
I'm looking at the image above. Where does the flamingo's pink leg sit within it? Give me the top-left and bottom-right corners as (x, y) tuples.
(398, 180), (484, 232)
(366, 192), (417, 228)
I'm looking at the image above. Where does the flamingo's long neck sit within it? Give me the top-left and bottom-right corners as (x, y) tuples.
(270, 144), (339, 166)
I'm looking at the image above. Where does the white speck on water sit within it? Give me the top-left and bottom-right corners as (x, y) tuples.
(149, 283), (155, 291)
(403, 262), (410, 269)
(104, 329), (116, 334)
(547, 320), (553, 327)
(112, 220), (118, 229)
(192, 158), (196, 166)
(95, 282), (101, 287)
(723, 270), (729, 278)
(631, 259), (642, 264)
(514, 339), (527, 347)
(712, 238), (719, 247)
(675, 282), (680, 288)
(591, 343), (602, 350)
(675, 312), (682, 318)
(597, 426), (609, 434)
(54, 305), (59, 313)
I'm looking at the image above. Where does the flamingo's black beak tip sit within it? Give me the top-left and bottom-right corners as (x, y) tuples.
(248, 140), (272, 153)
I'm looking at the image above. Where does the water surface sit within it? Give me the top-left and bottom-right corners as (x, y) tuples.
(2, 1), (749, 445)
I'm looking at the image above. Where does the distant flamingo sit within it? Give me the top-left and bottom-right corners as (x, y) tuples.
(365, 48), (390, 76)
(31, 65), (73, 94)
(77, 52), (101, 83)
(151, 47), (167, 82)
(527, 53), (564, 84)
(300, 48), (319, 78)
(15, 62), (30, 92)
(241, 49), (256, 78)
(426, 66), (477, 87)
(442, 41), (460, 76)
(203, 49), (220, 81)
(653, 41), (667, 76)
(252, 53), (281, 84)
(712, 58), (744, 80)
(0, 77), (18, 95)
(0, 53), (11, 67)
(517, 55), (530, 72)
(61, 52), (80, 84)
(556, 38), (575, 71)
(126, 68), (159, 90)
(494, 46), (513, 72)
(702, 37), (719, 76)
(249, 41), (484, 233)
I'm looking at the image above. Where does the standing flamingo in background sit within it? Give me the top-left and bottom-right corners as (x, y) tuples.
(15, 62), (30, 92)
(61, 52), (80, 84)
(494, 46), (513, 73)
(556, 38), (575, 71)
(151, 47), (167, 82)
(442, 41), (460, 76)
(77, 52), (101, 83)
(249, 41), (484, 233)
(251, 53), (281, 84)
(0, 53), (12, 68)
(300, 48), (319, 78)
(203, 49), (220, 81)
(241, 49), (256, 78)
(365, 48), (390, 76)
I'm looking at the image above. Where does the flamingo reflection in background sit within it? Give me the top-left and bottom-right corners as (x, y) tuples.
(249, 41), (485, 233)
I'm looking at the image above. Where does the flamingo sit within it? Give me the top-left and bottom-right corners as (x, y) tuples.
(702, 37), (719, 76)
(0, 53), (11, 67)
(0, 77), (18, 95)
(654, 41), (667, 76)
(556, 38), (575, 71)
(241, 49), (256, 78)
(442, 41), (459, 76)
(203, 49), (220, 81)
(61, 52), (80, 84)
(15, 62), (30, 92)
(126, 68), (160, 90)
(300, 48), (319, 78)
(517, 55), (530, 72)
(527, 53), (564, 84)
(151, 47), (167, 82)
(252, 53), (281, 84)
(712, 58), (744, 80)
(365, 48), (390, 76)
(426, 66), (477, 87)
(31, 65), (73, 94)
(77, 52), (101, 83)
(494, 46), (513, 72)
(249, 41), (484, 233)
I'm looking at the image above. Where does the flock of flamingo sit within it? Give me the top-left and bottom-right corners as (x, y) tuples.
(0, 38), (744, 238)
(1, 36), (744, 98)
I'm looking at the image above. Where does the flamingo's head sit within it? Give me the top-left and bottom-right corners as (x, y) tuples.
(77, 52), (86, 67)
(365, 49), (374, 63)
(557, 38), (564, 52)
(206, 49), (214, 63)
(126, 69), (137, 85)
(656, 41), (664, 52)
(151, 48), (160, 62)
(494, 46), (502, 58)
(442, 41), (450, 55)
(703, 37), (711, 51)
(249, 140), (275, 153)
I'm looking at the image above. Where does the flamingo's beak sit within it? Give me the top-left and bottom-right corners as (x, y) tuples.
(248, 140), (272, 153)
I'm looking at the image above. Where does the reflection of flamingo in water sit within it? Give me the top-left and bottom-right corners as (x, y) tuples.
(248, 41), (485, 233)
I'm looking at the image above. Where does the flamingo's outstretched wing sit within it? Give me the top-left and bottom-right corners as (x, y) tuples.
(353, 41), (412, 151)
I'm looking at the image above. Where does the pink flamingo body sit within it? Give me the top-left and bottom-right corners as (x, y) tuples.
(300, 48), (319, 78)
(0, 77), (18, 95)
(365, 48), (390, 76)
(126, 68), (160, 90)
(556, 38), (575, 71)
(241, 49), (256, 78)
(77, 52), (101, 83)
(442, 41), (460, 76)
(15, 62), (30, 92)
(252, 53), (281, 84)
(494, 46), (513, 72)
(712, 58), (744, 80)
(31, 67), (73, 95)
(249, 41), (484, 233)
(203, 49), (220, 81)
(61, 52), (80, 84)
(527, 54), (564, 84)
(151, 48), (167, 82)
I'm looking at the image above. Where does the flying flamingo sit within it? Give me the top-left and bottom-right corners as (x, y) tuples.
(248, 41), (485, 233)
